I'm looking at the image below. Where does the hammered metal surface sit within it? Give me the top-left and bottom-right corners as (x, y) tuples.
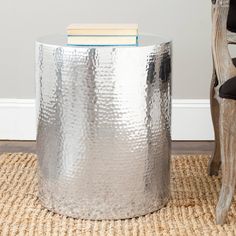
(35, 35), (172, 220)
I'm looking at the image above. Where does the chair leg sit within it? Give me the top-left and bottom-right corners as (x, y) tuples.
(208, 68), (221, 176)
(216, 99), (236, 225)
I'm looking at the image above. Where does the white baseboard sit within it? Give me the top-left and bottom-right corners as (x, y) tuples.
(0, 99), (214, 141)
(0, 99), (36, 140)
(172, 99), (213, 140)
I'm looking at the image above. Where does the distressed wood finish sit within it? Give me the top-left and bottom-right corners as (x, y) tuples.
(208, 67), (221, 176)
(211, 0), (236, 224)
(216, 99), (236, 224)
(212, 0), (236, 87)
(228, 31), (236, 44)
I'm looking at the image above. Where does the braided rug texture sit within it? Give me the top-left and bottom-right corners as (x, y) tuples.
(0, 153), (235, 235)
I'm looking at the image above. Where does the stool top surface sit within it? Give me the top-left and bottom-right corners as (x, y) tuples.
(36, 34), (171, 49)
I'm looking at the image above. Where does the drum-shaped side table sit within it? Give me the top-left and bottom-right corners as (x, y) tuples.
(35, 35), (172, 220)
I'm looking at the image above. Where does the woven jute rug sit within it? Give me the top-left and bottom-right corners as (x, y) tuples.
(0, 153), (235, 236)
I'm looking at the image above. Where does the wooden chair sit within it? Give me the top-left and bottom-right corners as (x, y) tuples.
(208, 0), (236, 225)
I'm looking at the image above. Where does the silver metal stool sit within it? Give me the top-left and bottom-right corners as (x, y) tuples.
(35, 34), (172, 220)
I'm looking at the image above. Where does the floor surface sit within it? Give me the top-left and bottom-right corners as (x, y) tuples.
(0, 140), (214, 155)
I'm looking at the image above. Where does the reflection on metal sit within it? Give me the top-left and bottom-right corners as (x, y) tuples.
(36, 35), (172, 220)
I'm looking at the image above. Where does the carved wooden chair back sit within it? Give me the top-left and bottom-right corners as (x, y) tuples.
(209, 0), (236, 225)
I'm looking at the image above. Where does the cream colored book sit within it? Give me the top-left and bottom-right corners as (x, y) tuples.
(67, 35), (137, 46)
(67, 24), (138, 36)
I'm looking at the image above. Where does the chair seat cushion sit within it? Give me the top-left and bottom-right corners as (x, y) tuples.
(219, 58), (236, 99)
(227, 0), (236, 33)
(219, 76), (236, 99)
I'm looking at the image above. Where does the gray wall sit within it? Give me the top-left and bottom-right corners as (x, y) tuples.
(0, 0), (213, 99)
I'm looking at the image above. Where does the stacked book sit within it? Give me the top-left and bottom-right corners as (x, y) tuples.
(67, 24), (138, 46)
